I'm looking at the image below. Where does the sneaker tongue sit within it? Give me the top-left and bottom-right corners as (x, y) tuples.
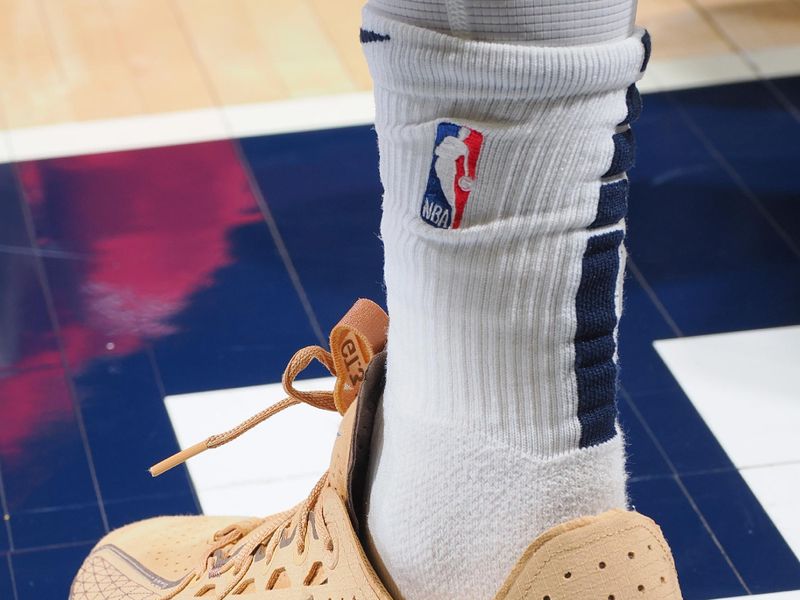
(328, 351), (386, 535)
(329, 299), (388, 414)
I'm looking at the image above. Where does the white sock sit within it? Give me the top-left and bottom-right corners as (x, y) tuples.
(361, 6), (650, 600)
(367, 0), (638, 45)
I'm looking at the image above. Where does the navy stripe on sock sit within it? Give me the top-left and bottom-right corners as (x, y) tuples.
(620, 85), (642, 127)
(640, 30), (652, 72)
(575, 229), (625, 448)
(590, 179), (629, 229)
(360, 29), (391, 43)
(603, 128), (636, 178)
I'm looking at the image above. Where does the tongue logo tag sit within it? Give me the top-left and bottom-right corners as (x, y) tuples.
(330, 328), (378, 413)
(329, 299), (388, 414)
(421, 122), (484, 230)
(340, 331), (368, 388)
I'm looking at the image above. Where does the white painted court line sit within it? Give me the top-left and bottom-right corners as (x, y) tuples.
(0, 92), (375, 165)
(1, 49), (798, 164)
(655, 325), (800, 469)
(164, 376), (340, 517)
(223, 92), (375, 139)
(740, 462), (800, 560)
(639, 53), (756, 94)
(0, 129), (12, 164)
(748, 45), (800, 80)
(7, 108), (229, 163)
(655, 326), (800, 563)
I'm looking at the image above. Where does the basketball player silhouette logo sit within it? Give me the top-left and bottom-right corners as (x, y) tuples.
(421, 122), (484, 229)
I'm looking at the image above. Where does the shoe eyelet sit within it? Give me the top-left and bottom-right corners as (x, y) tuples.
(293, 540), (309, 566)
(323, 537), (339, 570)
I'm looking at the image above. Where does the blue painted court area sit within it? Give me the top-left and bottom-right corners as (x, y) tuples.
(0, 76), (799, 599)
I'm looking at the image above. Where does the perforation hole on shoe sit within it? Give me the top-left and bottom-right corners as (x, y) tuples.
(628, 551), (635, 559)
(266, 568), (291, 590)
(233, 579), (255, 595)
(194, 584), (215, 597)
(638, 584), (645, 592)
(599, 561), (606, 569)
(608, 595), (615, 600)
(304, 561), (328, 586)
(563, 571), (572, 579)
(543, 596), (551, 600)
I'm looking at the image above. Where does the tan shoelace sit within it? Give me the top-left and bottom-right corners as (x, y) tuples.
(151, 345), (340, 593)
(150, 345), (339, 477)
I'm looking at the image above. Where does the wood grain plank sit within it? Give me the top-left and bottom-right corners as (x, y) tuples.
(172, 0), (289, 105)
(40, 0), (144, 122)
(310, 0), (372, 91)
(637, 0), (735, 59)
(692, 0), (800, 50)
(0, 0), (75, 127)
(243, 0), (356, 98)
(106, 0), (216, 113)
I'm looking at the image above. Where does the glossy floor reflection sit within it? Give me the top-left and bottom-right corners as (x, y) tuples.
(1, 76), (799, 600)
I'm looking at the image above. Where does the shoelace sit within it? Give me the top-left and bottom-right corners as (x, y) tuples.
(151, 345), (341, 591)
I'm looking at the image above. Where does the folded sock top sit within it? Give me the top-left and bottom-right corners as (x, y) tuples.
(362, 7), (649, 101)
(366, 0), (637, 46)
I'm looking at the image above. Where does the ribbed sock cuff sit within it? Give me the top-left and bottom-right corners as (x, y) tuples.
(366, 0), (637, 46)
(362, 6), (649, 101)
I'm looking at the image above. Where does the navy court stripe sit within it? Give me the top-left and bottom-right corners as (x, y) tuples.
(590, 179), (629, 229)
(603, 128), (636, 178)
(575, 229), (625, 448)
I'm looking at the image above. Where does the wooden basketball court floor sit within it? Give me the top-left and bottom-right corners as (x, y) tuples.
(1, 0), (799, 131)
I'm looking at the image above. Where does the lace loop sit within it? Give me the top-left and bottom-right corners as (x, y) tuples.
(192, 524), (250, 579)
(150, 343), (342, 590)
(149, 345), (338, 477)
(294, 473), (330, 554)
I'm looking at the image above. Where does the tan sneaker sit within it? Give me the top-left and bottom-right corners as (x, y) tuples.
(70, 300), (683, 600)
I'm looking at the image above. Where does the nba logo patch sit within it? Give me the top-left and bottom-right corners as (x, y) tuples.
(421, 122), (484, 229)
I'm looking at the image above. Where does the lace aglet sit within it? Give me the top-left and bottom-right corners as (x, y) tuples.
(149, 441), (209, 477)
